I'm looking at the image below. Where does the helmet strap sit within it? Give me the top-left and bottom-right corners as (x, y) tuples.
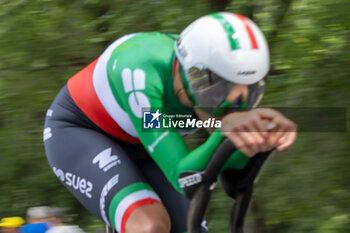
(172, 57), (195, 107)
(175, 59), (197, 106)
(172, 56), (178, 78)
(210, 99), (247, 116)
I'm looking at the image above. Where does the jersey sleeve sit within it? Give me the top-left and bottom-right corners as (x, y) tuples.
(108, 56), (249, 193)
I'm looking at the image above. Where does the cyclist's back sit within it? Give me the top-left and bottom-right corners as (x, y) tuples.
(67, 32), (183, 143)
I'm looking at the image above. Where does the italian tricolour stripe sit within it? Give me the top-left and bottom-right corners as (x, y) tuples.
(109, 183), (161, 233)
(210, 12), (259, 50)
(68, 34), (140, 143)
(235, 14), (258, 49)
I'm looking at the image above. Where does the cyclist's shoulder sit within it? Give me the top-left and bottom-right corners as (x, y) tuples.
(106, 32), (177, 87)
(127, 31), (178, 45)
(107, 32), (177, 63)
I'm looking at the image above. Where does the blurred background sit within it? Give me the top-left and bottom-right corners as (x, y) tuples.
(0, 0), (349, 232)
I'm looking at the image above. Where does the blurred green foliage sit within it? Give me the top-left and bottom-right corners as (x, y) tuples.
(0, 0), (349, 232)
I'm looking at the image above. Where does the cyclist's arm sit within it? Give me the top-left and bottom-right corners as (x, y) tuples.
(109, 61), (248, 193)
(135, 115), (250, 193)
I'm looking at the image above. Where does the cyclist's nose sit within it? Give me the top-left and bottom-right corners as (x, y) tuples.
(226, 84), (249, 103)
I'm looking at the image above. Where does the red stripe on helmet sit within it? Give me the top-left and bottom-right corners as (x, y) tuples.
(236, 14), (259, 49)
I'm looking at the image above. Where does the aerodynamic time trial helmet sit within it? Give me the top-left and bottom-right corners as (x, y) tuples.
(174, 12), (270, 114)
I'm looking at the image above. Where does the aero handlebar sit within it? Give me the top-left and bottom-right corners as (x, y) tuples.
(179, 139), (273, 233)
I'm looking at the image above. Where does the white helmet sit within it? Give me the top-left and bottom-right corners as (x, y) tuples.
(174, 12), (270, 113)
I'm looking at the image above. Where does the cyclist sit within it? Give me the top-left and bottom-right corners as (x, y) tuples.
(43, 12), (296, 233)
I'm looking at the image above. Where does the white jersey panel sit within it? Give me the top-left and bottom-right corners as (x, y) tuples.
(93, 34), (139, 138)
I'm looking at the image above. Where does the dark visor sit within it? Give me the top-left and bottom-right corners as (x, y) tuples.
(186, 67), (266, 112)
(187, 67), (234, 109)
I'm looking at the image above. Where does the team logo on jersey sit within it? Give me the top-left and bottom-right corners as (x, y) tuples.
(52, 167), (93, 199)
(92, 148), (121, 172)
(122, 68), (150, 118)
(43, 127), (52, 141)
(99, 174), (120, 224)
(46, 109), (54, 117)
(143, 109), (162, 129)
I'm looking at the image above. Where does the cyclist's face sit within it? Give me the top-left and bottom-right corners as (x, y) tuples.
(173, 62), (249, 116)
(226, 85), (248, 104)
(206, 84), (249, 116)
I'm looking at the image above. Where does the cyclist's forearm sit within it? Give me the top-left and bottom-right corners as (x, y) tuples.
(176, 131), (251, 182)
(145, 129), (225, 193)
(176, 129), (224, 175)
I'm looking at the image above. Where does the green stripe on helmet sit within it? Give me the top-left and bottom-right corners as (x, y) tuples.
(210, 13), (240, 50)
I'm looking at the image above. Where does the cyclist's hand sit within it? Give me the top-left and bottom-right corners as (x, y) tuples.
(255, 108), (297, 151)
(221, 110), (271, 157)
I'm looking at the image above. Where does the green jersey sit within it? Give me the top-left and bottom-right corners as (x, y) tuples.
(68, 32), (250, 193)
